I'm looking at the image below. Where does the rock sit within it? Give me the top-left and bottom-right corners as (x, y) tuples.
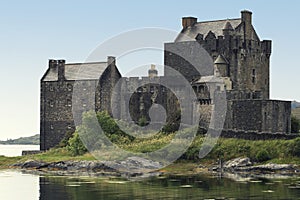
(13, 160), (48, 169)
(223, 157), (252, 169)
(12, 157), (163, 177)
(47, 161), (68, 170)
(124, 157), (163, 170)
(237, 163), (298, 173)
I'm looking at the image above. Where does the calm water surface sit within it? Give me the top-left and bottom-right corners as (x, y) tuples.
(1, 170), (300, 200)
(0, 144), (39, 157)
(1, 145), (300, 199)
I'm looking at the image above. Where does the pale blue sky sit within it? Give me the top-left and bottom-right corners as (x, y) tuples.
(0, 0), (299, 140)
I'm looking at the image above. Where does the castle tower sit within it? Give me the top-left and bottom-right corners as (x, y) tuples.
(214, 55), (229, 77)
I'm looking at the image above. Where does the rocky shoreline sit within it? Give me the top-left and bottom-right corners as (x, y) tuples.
(10, 156), (300, 179)
(11, 157), (164, 178)
(209, 157), (299, 175)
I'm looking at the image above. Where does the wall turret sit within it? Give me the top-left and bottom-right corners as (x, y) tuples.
(214, 55), (229, 77)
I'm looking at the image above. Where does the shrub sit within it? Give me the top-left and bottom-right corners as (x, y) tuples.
(138, 116), (148, 127)
(288, 137), (300, 157)
(67, 132), (88, 156)
(161, 123), (179, 133)
(57, 131), (74, 148)
(96, 111), (134, 143)
(255, 149), (270, 162)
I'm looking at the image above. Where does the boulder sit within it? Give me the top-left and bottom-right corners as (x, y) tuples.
(223, 157), (252, 169)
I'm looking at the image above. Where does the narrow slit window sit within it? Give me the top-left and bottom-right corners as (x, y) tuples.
(252, 69), (256, 84)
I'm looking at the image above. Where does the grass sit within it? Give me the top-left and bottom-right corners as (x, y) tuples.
(2, 134), (300, 171)
(29, 148), (96, 163)
(0, 156), (21, 169)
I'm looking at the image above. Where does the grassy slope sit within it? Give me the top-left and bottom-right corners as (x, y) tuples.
(2, 135), (300, 171)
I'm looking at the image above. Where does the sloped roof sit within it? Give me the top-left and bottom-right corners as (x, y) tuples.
(175, 18), (241, 42)
(214, 54), (229, 64)
(194, 75), (223, 84)
(224, 21), (234, 30)
(42, 62), (108, 81)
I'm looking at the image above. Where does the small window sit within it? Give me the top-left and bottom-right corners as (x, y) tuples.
(199, 85), (204, 93)
(49, 100), (54, 107)
(67, 84), (72, 91)
(252, 77), (256, 84)
(67, 99), (72, 107)
(82, 99), (87, 107)
(252, 69), (256, 84)
(49, 85), (54, 91)
(192, 86), (197, 92)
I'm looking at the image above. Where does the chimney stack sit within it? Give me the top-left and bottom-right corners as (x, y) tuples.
(49, 59), (57, 69)
(241, 10), (252, 41)
(182, 17), (197, 29)
(107, 56), (116, 66)
(241, 10), (252, 25)
(57, 60), (65, 81)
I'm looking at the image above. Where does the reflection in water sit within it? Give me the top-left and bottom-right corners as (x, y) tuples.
(39, 174), (300, 200)
(1, 170), (300, 200)
(0, 170), (39, 200)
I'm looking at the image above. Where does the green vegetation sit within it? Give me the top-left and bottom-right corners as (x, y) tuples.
(3, 135), (300, 169)
(66, 132), (88, 156)
(255, 149), (271, 162)
(291, 116), (300, 133)
(0, 134), (39, 145)
(3, 111), (300, 170)
(42, 111), (300, 164)
(0, 156), (21, 169)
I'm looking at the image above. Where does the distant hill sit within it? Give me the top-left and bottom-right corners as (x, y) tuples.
(292, 101), (300, 109)
(0, 134), (39, 145)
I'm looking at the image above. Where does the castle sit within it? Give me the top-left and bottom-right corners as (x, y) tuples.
(40, 10), (291, 150)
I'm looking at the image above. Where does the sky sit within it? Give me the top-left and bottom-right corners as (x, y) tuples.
(0, 0), (300, 140)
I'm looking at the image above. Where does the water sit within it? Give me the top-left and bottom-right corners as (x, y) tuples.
(1, 170), (300, 200)
(1, 145), (300, 199)
(0, 144), (39, 157)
